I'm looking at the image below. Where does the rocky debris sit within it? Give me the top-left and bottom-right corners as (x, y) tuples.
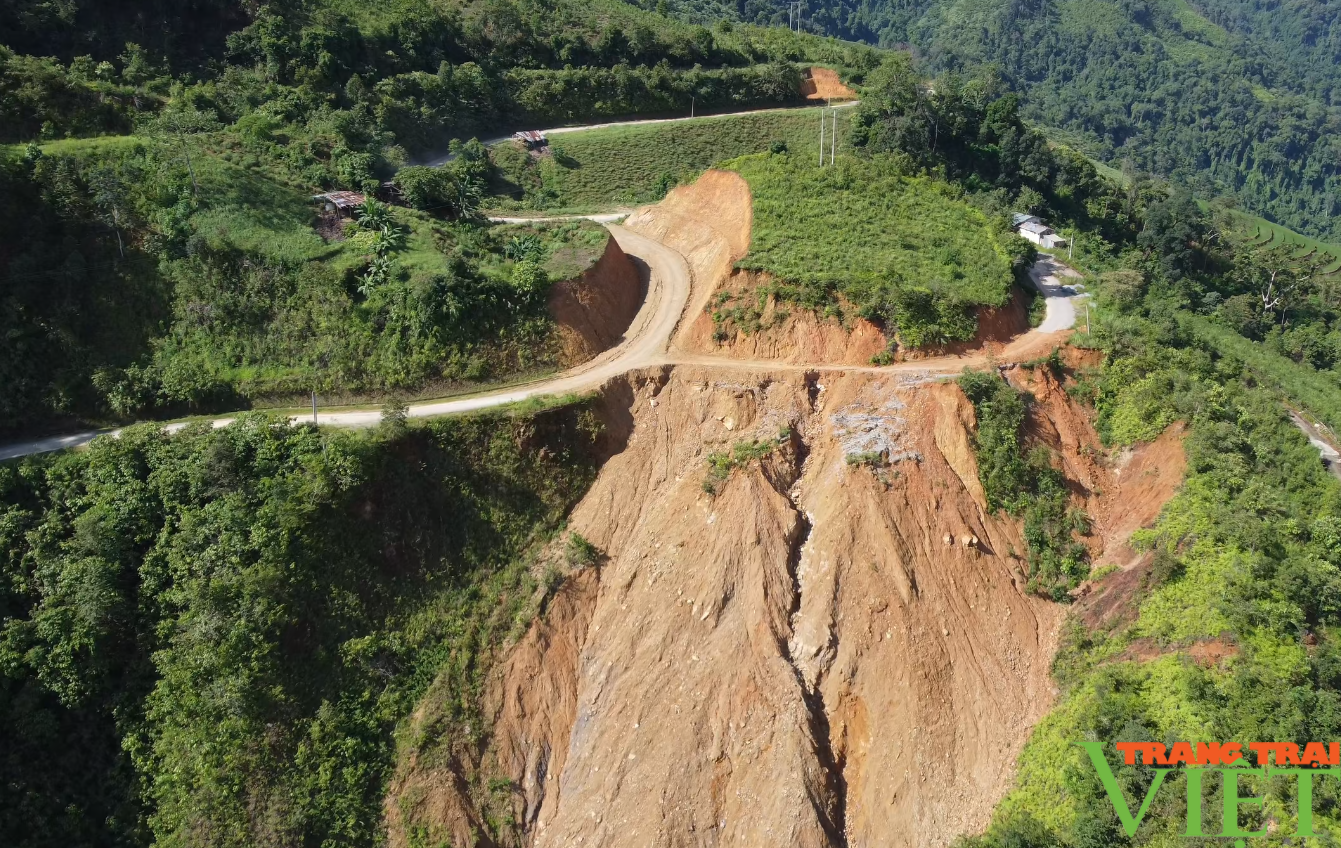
(830, 388), (922, 464)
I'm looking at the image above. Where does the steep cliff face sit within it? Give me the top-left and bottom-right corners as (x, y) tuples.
(383, 357), (1180, 848)
(383, 169), (1185, 848)
(548, 236), (642, 366)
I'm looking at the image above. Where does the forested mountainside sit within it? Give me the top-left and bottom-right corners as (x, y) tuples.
(657, 0), (1341, 242)
(0, 0), (879, 437)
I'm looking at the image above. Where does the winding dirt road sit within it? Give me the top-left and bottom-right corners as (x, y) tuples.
(0, 223), (1085, 461)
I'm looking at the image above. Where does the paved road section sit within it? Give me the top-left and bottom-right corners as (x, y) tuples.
(1030, 253), (1087, 333)
(488, 213), (630, 225)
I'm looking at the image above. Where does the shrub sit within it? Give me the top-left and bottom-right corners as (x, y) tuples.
(959, 369), (1091, 597)
(565, 532), (599, 568)
(703, 437), (784, 494)
(394, 165), (453, 211)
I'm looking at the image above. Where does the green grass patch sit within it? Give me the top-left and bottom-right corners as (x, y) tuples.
(489, 105), (855, 212)
(726, 151), (1016, 346)
(1227, 208), (1341, 269)
(703, 430), (791, 494)
(1182, 313), (1341, 434)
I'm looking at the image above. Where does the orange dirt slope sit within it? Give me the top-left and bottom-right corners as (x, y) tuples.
(385, 361), (1185, 847)
(802, 67), (858, 101)
(548, 234), (643, 365)
(382, 171), (1186, 848)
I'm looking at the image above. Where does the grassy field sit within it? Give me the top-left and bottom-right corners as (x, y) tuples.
(488, 105), (857, 212)
(728, 151), (1014, 309)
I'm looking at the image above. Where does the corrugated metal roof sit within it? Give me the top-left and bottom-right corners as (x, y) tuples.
(1012, 212), (1040, 226)
(313, 191), (367, 209)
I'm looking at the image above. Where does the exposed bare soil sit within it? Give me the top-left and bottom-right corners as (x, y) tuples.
(548, 235), (642, 365)
(380, 170), (1187, 848)
(386, 362), (1185, 847)
(802, 68), (859, 101)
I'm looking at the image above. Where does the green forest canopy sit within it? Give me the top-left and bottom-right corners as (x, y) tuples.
(662, 0), (1341, 242)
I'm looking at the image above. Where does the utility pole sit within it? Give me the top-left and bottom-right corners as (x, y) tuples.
(819, 107), (826, 167)
(830, 105), (837, 164)
(312, 392), (318, 425)
(690, 96), (695, 118)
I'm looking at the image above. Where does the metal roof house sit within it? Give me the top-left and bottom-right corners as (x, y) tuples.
(313, 191), (366, 216)
(1012, 212), (1067, 249)
(513, 130), (548, 149)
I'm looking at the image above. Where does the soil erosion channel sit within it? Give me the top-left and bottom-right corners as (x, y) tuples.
(377, 173), (1184, 848)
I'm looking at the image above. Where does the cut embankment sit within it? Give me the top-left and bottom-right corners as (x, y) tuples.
(623, 169), (754, 349)
(802, 67), (858, 101)
(547, 234), (643, 365)
(383, 354), (1186, 848)
(627, 167), (1033, 367)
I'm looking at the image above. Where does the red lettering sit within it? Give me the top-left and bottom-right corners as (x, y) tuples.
(1147, 743), (1168, 766)
(1221, 742), (1244, 765)
(1302, 743), (1328, 768)
(1167, 742), (1197, 766)
(1250, 742), (1274, 767)
(1116, 742), (1142, 765)
(1281, 743), (1302, 766)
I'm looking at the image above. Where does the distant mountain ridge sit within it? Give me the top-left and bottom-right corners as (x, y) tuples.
(655, 0), (1341, 240)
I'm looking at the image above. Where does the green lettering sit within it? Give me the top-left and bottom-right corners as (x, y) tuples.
(1222, 768), (1268, 838)
(1185, 768), (1206, 836)
(1266, 767), (1341, 837)
(1077, 741), (1171, 837)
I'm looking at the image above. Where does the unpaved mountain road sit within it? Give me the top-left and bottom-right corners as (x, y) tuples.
(423, 101), (860, 167)
(0, 225), (1085, 461)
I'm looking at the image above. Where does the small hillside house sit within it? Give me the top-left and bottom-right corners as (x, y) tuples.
(313, 191), (366, 217)
(1012, 213), (1067, 249)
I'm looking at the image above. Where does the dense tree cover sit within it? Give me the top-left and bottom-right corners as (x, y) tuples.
(661, 0), (1341, 241)
(0, 0), (876, 150)
(0, 0), (881, 432)
(0, 0), (248, 71)
(929, 67), (1341, 839)
(853, 55), (1158, 247)
(0, 139), (607, 435)
(0, 404), (606, 848)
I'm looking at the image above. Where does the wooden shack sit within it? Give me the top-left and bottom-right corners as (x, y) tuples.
(313, 191), (367, 217)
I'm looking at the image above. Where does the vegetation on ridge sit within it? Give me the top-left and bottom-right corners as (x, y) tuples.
(0, 404), (606, 848)
(659, 0), (1341, 242)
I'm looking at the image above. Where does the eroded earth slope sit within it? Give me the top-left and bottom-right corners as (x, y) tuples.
(376, 172), (1184, 848)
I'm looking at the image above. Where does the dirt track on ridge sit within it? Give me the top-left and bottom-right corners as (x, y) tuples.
(0, 174), (1084, 460)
